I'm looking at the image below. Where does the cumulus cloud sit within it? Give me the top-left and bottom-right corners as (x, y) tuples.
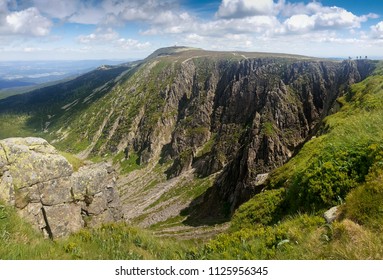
(284, 14), (315, 33)
(0, 6), (52, 36)
(282, 5), (374, 34)
(216, 0), (275, 19)
(371, 21), (383, 39)
(77, 27), (151, 51)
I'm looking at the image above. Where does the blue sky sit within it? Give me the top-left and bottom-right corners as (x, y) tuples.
(0, 0), (382, 60)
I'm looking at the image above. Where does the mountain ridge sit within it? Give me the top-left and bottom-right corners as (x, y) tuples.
(0, 47), (379, 226)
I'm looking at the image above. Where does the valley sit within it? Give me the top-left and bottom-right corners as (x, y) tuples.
(1, 47), (383, 259)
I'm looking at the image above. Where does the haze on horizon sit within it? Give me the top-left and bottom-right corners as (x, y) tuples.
(0, 0), (383, 61)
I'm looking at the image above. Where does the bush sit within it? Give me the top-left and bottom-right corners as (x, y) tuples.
(287, 144), (383, 212)
(344, 172), (383, 231)
(231, 189), (286, 231)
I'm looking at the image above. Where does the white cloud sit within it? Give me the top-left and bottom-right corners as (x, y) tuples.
(32, 0), (80, 20)
(116, 38), (151, 50)
(1, 7), (52, 36)
(371, 21), (383, 39)
(284, 14), (315, 33)
(77, 28), (119, 44)
(31, 0), (185, 26)
(216, 0), (275, 19)
(282, 5), (373, 34)
(314, 8), (363, 29)
(77, 27), (151, 51)
(184, 33), (205, 44)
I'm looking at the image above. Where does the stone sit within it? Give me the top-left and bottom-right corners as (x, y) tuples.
(73, 163), (109, 196)
(18, 202), (46, 232)
(70, 175), (87, 201)
(0, 145), (8, 175)
(0, 171), (14, 205)
(106, 186), (118, 203)
(87, 209), (114, 228)
(1, 138), (72, 190)
(87, 192), (108, 215)
(254, 173), (269, 187)
(324, 206), (340, 223)
(43, 204), (83, 239)
(39, 177), (72, 206)
(0, 137), (124, 239)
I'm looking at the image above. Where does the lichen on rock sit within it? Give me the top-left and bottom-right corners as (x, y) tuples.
(0, 137), (123, 239)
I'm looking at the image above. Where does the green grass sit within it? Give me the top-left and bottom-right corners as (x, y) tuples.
(59, 152), (84, 172)
(230, 189), (286, 231)
(113, 151), (142, 174)
(146, 174), (215, 211)
(0, 201), (193, 260)
(0, 114), (38, 139)
(0, 202), (69, 259)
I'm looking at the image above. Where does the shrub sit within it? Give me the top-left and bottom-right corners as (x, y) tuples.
(230, 189), (286, 231)
(344, 172), (383, 231)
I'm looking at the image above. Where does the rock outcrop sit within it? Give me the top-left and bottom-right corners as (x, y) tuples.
(0, 137), (123, 239)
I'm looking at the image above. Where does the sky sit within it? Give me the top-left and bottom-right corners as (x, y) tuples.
(0, 0), (383, 60)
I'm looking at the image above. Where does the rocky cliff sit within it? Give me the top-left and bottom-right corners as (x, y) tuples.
(53, 51), (372, 219)
(0, 137), (123, 238)
(0, 48), (377, 223)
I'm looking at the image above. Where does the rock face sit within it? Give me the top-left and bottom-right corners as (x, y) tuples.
(0, 137), (123, 239)
(0, 49), (377, 220)
(43, 55), (377, 218)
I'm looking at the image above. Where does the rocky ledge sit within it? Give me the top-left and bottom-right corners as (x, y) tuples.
(0, 137), (123, 239)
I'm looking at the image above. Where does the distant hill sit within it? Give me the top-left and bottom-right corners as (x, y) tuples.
(0, 79), (35, 89)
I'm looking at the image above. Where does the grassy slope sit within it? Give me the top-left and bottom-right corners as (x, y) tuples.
(0, 202), (194, 260)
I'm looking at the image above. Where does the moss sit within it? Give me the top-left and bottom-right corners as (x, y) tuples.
(261, 121), (276, 137)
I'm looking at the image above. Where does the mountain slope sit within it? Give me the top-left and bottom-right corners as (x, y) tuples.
(1, 48), (383, 259)
(0, 48), (378, 226)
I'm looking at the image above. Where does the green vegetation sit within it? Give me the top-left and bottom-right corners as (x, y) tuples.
(0, 202), (192, 259)
(0, 114), (37, 139)
(196, 133), (216, 157)
(344, 168), (383, 231)
(147, 175), (215, 212)
(113, 151), (142, 174)
(261, 121), (276, 137)
(230, 189), (286, 231)
(59, 152), (84, 172)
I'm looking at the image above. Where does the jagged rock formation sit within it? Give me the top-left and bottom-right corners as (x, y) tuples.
(0, 48), (377, 222)
(197, 58), (376, 217)
(0, 137), (123, 238)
